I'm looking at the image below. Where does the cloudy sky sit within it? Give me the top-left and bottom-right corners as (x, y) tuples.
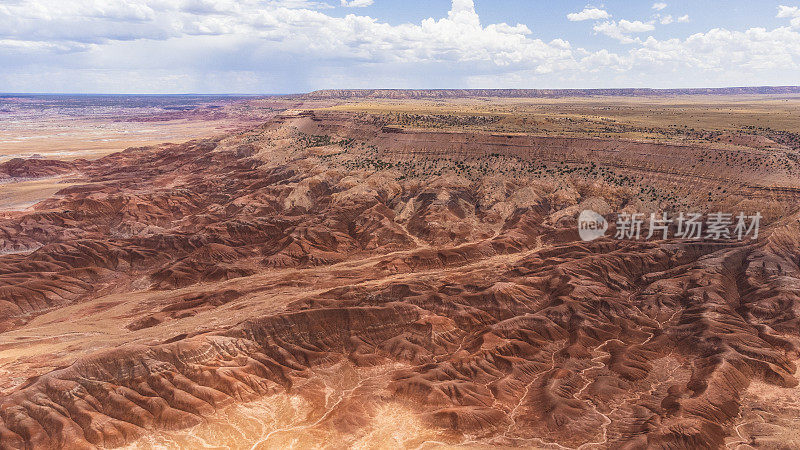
(1, 0), (800, 93)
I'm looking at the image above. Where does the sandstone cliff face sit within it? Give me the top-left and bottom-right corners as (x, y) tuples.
(1, 112), (799, 449)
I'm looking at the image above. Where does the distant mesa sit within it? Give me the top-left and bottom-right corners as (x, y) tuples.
(300, 86), (800, 99)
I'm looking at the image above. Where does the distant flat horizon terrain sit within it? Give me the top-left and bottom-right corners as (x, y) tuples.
(5, 85), (800, 98)
(0, 94), (282, 163)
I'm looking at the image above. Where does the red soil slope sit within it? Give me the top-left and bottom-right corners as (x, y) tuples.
(0, 111), (799, 449)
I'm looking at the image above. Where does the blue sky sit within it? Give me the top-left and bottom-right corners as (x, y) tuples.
(0, 0), (799, 93)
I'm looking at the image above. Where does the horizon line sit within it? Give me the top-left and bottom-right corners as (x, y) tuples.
(2, 85), (800, 97)
(0, 84), (800, 97)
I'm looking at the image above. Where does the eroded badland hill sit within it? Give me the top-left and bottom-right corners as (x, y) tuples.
(1, 93), (800, 449)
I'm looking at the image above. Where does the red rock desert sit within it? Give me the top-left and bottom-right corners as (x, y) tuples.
(3, 0), (800, 449)
(2, 89), (800, 449)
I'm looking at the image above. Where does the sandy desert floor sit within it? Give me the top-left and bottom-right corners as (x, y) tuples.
(0, 95), (296, 162)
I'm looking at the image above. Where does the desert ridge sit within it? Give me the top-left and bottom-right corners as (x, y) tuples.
(0, 94), (799, 448)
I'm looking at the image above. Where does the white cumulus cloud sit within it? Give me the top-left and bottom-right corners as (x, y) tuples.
(778, 5), (800, 27)
(658, 13), (689, 25)
(594, 20), (655, 43)
(567, 7), (611, 22)
(341, 0), (373, 7)
(652, 2), (668, 11)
